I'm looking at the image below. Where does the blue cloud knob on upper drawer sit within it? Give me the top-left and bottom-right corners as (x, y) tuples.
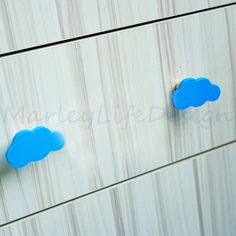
(172, 77), (221, 110)
(6, 126), (65, 169)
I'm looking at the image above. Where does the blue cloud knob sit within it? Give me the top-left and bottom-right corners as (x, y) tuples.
(172, 78), (221, 110)
(6, 126), (65, 169)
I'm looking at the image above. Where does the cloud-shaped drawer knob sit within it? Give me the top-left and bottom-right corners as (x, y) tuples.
(6, 126), (65, 169)
(172, 78), (221, 110)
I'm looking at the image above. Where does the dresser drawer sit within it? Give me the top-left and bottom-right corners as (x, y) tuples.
(0, 0), (235, 54)
(0, 5), (236, 225)
(2, 142), (236, 235)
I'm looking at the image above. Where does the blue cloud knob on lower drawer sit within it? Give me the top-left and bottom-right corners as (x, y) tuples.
(172, 77), (221, 110)
(6, 126), (65, 169)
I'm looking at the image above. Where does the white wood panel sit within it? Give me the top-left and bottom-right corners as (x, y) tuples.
(1, 142), (236, 236)
(0, 0), (235, 54)
(0, 6), (236, 225)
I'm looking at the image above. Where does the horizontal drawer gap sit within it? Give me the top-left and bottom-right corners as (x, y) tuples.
(0, 2), (235, 59)
(1, 138), (235, 229)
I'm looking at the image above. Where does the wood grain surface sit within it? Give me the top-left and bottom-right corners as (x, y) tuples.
(0, 5), (235, 226)
(1, 142), (236, 236)
(0, 0), (235, 54)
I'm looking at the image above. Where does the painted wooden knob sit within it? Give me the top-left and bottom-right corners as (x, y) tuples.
(172, 77), (221, 110)
(6, 126), (65, 169)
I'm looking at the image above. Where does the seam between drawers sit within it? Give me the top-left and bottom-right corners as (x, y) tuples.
(0, 2), (236, 59)
(1, 139), (236, 229)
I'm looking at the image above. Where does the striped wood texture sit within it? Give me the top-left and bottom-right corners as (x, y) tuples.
(0, 0), (235, 54)
(1, 142), (236, 236)
(0, 5), (235, 226)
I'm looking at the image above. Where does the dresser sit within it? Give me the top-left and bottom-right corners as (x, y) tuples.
(0, 1), (236, 235)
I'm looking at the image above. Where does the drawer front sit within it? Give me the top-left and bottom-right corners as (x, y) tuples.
(0, 0), (235, 54)
(0, 5), (236, 225)
(1, 143), (236, 235)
